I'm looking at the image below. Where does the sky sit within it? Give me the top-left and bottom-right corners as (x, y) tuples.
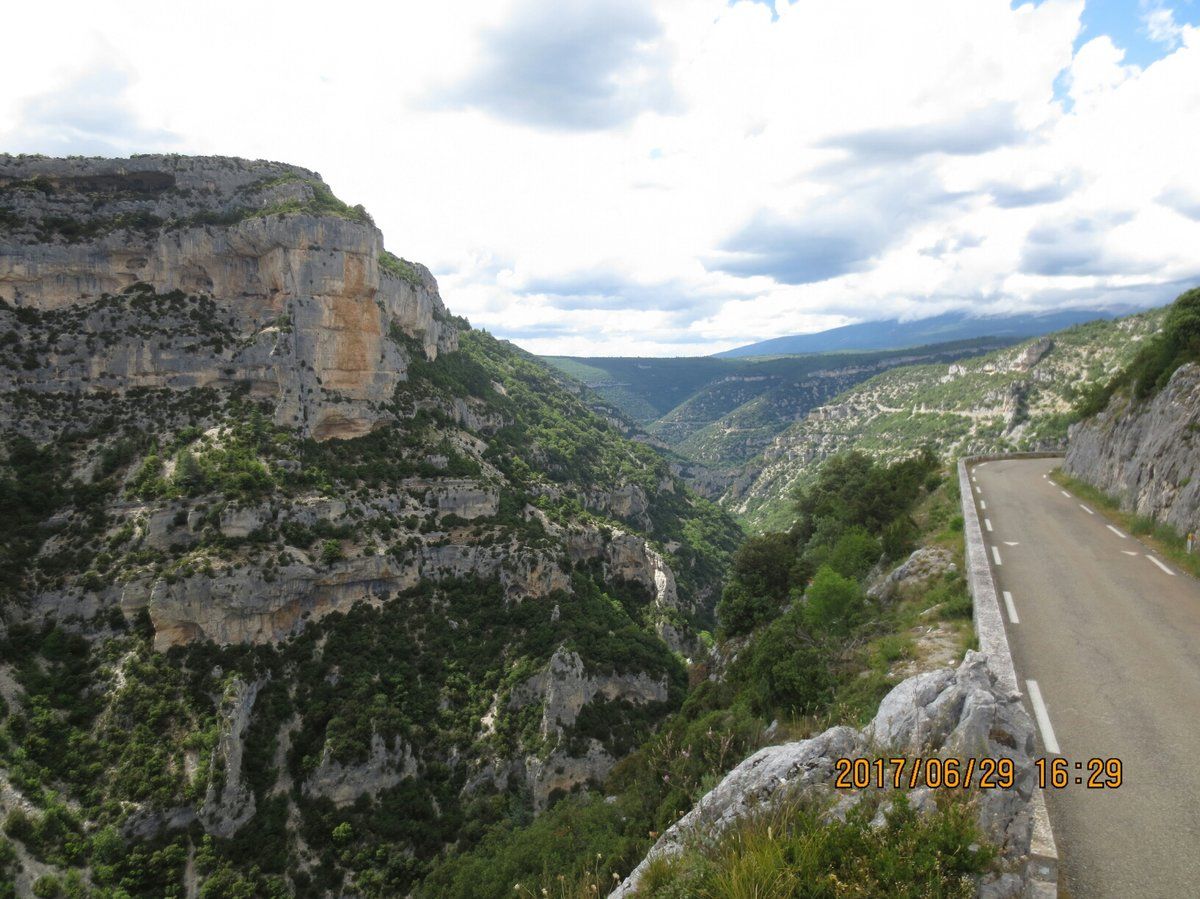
(2, 0), (1199, 356)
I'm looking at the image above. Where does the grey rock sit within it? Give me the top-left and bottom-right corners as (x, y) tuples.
(611, 651), (1039, 898)
(198, 677), (261, 838)
(1066, 362), (1200, 536)
(868, 546), (956, 602)
(303, 732), (417, 806)
(0, 155), (458, 443)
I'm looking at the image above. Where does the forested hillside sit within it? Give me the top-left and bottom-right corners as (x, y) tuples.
(419, 450), (999, 898)
(726, 309), (1166, 530)
(546, 339), (1014, 489)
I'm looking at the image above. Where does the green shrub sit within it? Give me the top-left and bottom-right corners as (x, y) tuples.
(1076, 286), (1200, 417)
(803, 566), (864, 635)
(821, 526), (881, 580)
(715, 581), (775, 637)
(319, 539), (343, 566)
(637, 790), (995, 897)
(733, 607), (834, 717)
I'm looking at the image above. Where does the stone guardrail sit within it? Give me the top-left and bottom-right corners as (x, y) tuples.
(958, 453), (1060, 898)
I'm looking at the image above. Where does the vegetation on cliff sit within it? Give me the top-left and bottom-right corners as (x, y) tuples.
(727, 308), (1166, 531)
(1074, 287), (1200, 416)
(419, 450), (978, 897)
(0, 157), (743, 897)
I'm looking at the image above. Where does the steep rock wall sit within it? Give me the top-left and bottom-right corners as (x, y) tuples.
(0, 155), (456, 441)
(1065, 362), (1200, 535)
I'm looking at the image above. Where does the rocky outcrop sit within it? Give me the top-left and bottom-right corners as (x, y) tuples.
(1065, 362), (1200, 535)
(131, 542), (572, 649)
(509, 648), (670, 809)
(562, 524), (701, 656)
(612, 651), (1039, 897)
(0, 155), (457, 441)
(303, 733), (417, 806)
(510, 647), (669, 738)
(867, 546), (956, 603)
(199, 677), (261, 838)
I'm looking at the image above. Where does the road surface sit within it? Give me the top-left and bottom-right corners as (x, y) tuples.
(969, 457), (1200, 897)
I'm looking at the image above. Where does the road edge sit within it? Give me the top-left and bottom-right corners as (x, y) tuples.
(959, 454), (1059, 898)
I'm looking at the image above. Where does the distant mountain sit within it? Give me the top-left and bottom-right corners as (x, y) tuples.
(715, 309), (1133, 358)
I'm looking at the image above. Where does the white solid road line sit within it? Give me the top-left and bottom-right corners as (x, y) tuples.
(1060, 490), (1071, 498)
(1003, 590), (1019, 624)
(1107, 525), (1127, 539)
(1027, 680), (1061, 755)
(1080, 504), (1094, 515)
(985, 518), (994, 532)
(992, 546), (1002, 565)
(1146, 555), (1176, 576)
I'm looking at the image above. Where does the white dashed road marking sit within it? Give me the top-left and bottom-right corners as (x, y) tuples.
(1061, 490), (1071, 498)
(1027, 680), (1061, 755)
(992, 546), (1002, 565)
(1146, 555), (1176, 576)
(1107, 525), (1127, 539)
(1080, 504), (1094, 515)
(1122, 550), (1139, 556)
(985, 519), (994, 532)
(975, 486), (982, 495)
(980, 500), (987, 510)
(1003, 590), (1019, 624)
(1003, 541), (1020, 546)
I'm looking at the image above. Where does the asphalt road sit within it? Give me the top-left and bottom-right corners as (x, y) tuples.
(970, 457), (1200, 898)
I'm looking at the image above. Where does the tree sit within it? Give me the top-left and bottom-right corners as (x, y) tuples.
(803, 565), (864, 635)
(320, 539), (343, 566)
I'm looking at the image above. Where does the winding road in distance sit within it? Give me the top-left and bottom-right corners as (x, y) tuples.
(969, 457), (1200, 898)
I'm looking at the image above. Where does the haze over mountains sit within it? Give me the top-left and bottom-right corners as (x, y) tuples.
(714, 308), (1126, 358)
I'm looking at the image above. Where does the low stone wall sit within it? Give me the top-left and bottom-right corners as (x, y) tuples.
(959, 454), (1059, 897)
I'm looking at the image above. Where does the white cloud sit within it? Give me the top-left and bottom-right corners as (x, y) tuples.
(1142, 1), (1186, 48)
(1, 0), (1199, 355)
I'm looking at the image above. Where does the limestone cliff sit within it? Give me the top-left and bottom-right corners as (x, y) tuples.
(0, 154), (455, 441)
(1065, 362), (1200, 534)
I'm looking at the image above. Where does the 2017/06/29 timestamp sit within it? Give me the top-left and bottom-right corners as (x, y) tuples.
(831, 756), (1123, 790)
(1035, 757), (1123, 789)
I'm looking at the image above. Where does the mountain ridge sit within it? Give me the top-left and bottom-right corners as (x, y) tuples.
(715, 308), (1136, 358)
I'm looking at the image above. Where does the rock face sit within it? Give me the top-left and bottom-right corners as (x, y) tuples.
(128, 539), (572, 649)
(303, 733), (417, 806)
(0, 155), (743, 892)
(611, 651), (1039, 897)
(0, 155), (456, 441)
(1065, 362), (1200, 535)
(867, 546), (957, 603)
(509, 648), (671, 809)
(199, 678), (261, 838)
